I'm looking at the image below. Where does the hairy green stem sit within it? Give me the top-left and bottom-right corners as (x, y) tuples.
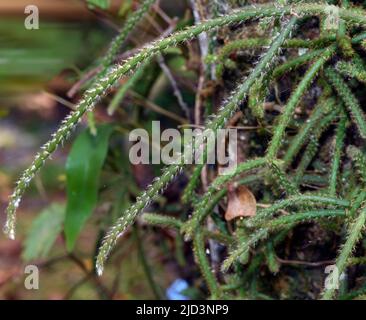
(142, 213), (233, 244)
(266, 45), (336, 160)
(322, 205), (366, 300)
(325, 67), (366, 139)
(88, 0), (155, 134)
(6, 2), (307, 242)
(223, 209), (346, 271)
(107, 59), (151, 115)
(5, 2), (366, 277)
(193, 229), (222, 298)
(96, 14), (299, 275)
(347, 146), (366, 184)
(294, 108), (339, 185)
(1, 4), (274, 240)
(133, 225), (163, 299)
(182, 158), (267, 239)
(272, 48), (326, 78)
(336, 61), (366, 84)
(246, 194), (349, 228)
(329, 113), (347, 196)
(101, 0), (156, 71)
(283, 97), (335, 168)
(268, 159), (299, 195)
(183, 16), (298, 204)
(214, 36), (335, 78)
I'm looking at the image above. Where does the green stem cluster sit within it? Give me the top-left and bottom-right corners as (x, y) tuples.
(5, 2), (366, 300)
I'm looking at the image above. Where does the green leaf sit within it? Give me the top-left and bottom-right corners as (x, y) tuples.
(87, 0), (110, 10)
(65, 124), (113, 251)
(118, 0), (133, 17)
(22, 203), (65, 261)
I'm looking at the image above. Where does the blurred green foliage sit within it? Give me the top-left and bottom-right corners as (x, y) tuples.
(23, 203), (65, 261)
(87, 0), (111, 10)
(0, 19), (108, 94)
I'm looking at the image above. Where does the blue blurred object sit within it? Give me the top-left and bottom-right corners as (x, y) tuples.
(166, 279), (189, 300)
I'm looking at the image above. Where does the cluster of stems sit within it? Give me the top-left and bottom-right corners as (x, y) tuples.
(4, 1), (366, 299)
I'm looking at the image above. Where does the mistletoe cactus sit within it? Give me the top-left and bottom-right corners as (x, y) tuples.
(4, 1), (366, 300)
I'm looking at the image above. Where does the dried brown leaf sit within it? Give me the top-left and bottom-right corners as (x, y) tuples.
(225, 184), (256, 221)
